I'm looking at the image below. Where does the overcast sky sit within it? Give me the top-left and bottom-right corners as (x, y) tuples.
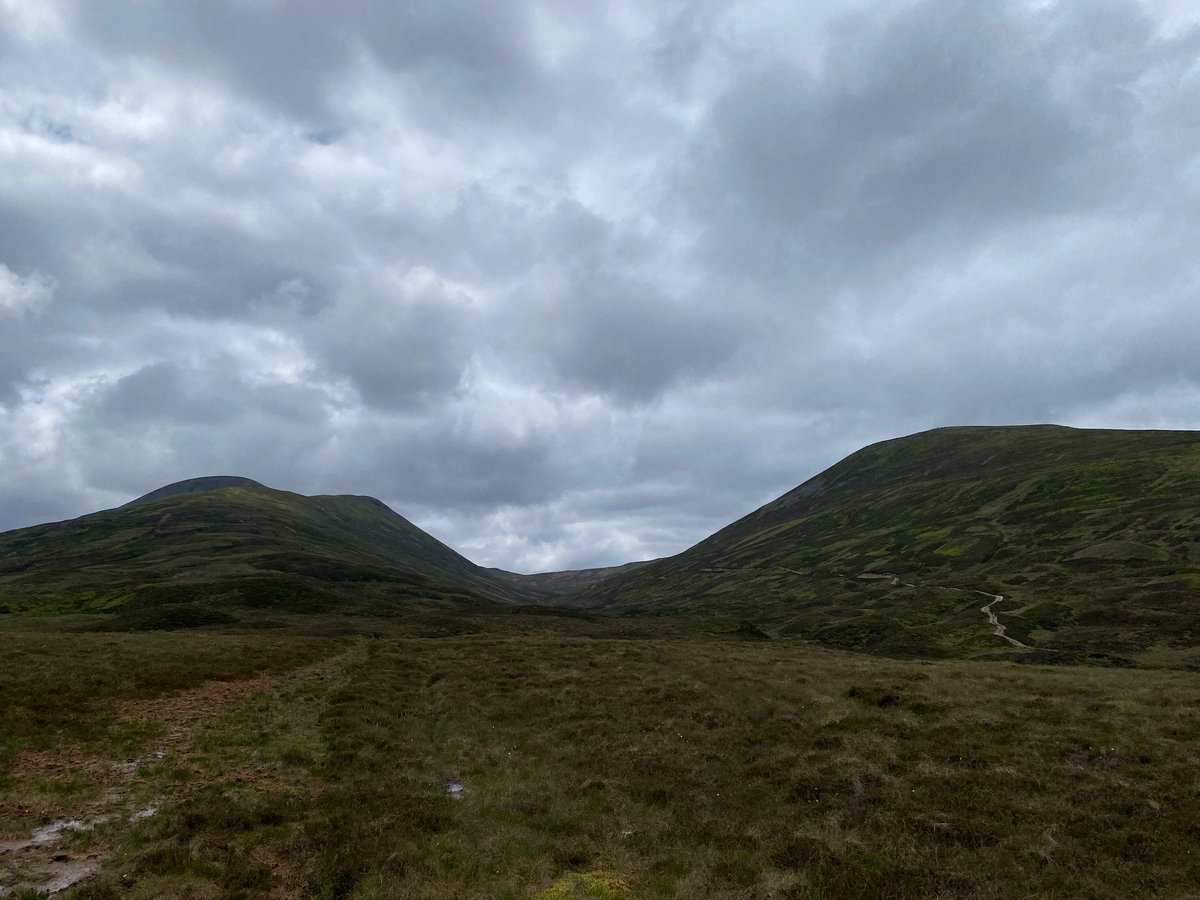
(1, 0), (1198, 571)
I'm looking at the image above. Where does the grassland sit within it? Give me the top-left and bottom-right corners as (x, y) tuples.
(3, 611), (1199, 898)
(0, 625), (337, 765)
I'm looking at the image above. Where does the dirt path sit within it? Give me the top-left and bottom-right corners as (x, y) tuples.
(851, 572), (1039, 650)
(973, 591), (1030, 649)
(776, 565), (1040, 650)
(1, 652), (344, 898)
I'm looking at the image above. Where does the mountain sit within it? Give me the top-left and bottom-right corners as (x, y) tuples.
(6, 426), (1200, 660)
(485, 560), (654, 595)
(569, 425), (1200, 666)
(0, 478), (543, 618)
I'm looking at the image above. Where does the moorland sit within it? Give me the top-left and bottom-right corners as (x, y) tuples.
(2, 425), (1199, 898)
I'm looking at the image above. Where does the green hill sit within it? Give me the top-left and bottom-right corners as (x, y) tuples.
(0, 478), (542, 620)
(570, 425), (1200, 666)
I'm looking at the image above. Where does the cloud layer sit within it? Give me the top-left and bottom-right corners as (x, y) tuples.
(1, 0), (1198, 571)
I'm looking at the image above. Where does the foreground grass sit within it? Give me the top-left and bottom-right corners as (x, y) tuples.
(0, 624), (337, 766)
(3, 616), (1199, 898)
(299, 635), (1200, 898)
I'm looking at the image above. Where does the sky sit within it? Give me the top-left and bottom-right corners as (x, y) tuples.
(1, 0), (1198, 572)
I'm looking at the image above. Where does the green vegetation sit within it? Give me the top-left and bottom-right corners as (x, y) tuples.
(9, 425), (1198, 667)
(574, 426), (1200, 666)
(122, 475), (272, 507)
(2, 613), (1198, 898)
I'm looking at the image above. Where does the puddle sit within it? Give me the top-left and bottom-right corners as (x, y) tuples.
(0, 853), (101, 897)
(131, 804), (159, 821)
(858, 572), (900, 585)
(0, 817), (104, 897)
(115, 749), (166, 777)
(444, 779), (465, 800)
(1, 807), (152, 897)
(0, 817), (108, 854)
(35, 856), (101, 895)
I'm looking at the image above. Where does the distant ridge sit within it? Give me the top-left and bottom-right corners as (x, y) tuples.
(485, 560), (654, 595)
(6, 424), (1200, 666)
(124, 476), (270, 507)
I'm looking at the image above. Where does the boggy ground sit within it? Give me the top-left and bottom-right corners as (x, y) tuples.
(2, 614), (1199, 898)
(0, 625), (345, 898)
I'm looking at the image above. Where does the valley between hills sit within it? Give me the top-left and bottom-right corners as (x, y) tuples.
(2, 425), (1199, 898)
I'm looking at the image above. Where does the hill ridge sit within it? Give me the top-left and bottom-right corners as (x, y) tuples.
(124, 475), (272, 507)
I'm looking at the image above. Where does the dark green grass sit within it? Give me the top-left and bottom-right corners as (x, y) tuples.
(27, 614), (1194, 899)
(68, 658), (343, 900)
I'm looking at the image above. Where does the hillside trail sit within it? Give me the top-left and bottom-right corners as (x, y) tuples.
(1, 650), (347, 898)
(868, 574), (1060, 651)
(973, 591), (1031, 649)
(779, 566), (1038, 650)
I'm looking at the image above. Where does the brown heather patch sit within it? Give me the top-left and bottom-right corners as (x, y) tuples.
(1, 640), (352, 899)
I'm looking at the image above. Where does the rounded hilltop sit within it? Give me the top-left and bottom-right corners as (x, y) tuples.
(123, 476), (270, 507)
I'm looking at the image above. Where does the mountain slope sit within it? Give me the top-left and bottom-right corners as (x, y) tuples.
(0, 479), (539, 614)
(570, 426), (1200, 665)
(485, 560), (654, 596)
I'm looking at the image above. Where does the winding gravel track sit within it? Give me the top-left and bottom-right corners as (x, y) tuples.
(973, 591), (1031, 649)
(779, 566), (1036, 649)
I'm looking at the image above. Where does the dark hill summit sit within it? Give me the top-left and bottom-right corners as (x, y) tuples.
(124, 475), (269, 506)
(570, 425), (1200, 666)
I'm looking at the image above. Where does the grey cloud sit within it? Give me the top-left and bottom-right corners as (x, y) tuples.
(680, 0), (1188, 289)
(67, 377), (337, 500)
(89, 358), (329, 430)
(95, 361), (232, 426)
(0, 201), (73, 294)
(530, 273), (741, 403)
(65, 0), (540, 127)
(0, 0), (1197, 571)
(262, 406), (568, 518)
(305, 270), (475, 410)
(0, 469), (94, 533)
